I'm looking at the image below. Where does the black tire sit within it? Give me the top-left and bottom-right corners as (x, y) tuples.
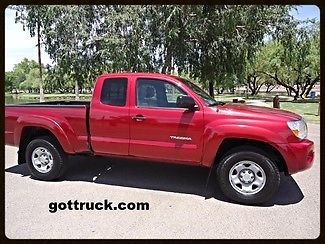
(216, 146), (280, 205)
(25, 136), (67, 181)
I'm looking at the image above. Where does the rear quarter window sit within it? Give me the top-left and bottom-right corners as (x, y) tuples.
(100, 78), (127, 106)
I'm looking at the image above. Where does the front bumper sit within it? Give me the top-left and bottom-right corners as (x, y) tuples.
(279, 139), (314, 175)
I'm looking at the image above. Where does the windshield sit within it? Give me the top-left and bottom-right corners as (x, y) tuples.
(177, 78), (218, 106)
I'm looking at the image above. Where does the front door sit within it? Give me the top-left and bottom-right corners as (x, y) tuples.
(129, 78), (204, 164)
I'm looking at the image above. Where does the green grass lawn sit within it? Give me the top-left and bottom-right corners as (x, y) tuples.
(215, 94), (319, 124)
(270, 102), (320, 124)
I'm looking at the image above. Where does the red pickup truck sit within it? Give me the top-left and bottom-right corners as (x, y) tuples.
(5, 73), (314, 204)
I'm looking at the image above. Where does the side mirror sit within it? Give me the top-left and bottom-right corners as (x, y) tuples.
(176, 95), (198, 111)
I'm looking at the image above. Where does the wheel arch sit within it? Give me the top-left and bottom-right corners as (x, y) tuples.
(18, 126), (65, 165)
(214, 138), (288, 175)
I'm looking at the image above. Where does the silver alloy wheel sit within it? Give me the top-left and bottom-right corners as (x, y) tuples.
(229, 160), (266, 195)
(31, 147), (54, 173)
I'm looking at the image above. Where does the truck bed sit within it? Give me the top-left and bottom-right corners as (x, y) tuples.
(5, 101), (91, 153)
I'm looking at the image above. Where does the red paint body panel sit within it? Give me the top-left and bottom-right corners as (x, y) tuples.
(128, 74), (205, 163)
(5, 72), (314, 175)
(5, 106), (89, 153)
(90, 75), (130, 155)
(270, 139), (314, 174)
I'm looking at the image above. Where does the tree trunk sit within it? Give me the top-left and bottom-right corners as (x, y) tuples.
(37, 17), (44, 102)
(304, 76), (319, 98)
(265, 84), (276, 93)
(286, 88), (291, 96)
(246, 75), (262, 96)
(217, 87), (224, 94)
(293, 91), (299, 100)
(162, 46), (172, 74)
(75, 80), (80, 100)
(230, 86), (235, 94)
(251, 76), (257, 95)
(208, 81), (214, 98)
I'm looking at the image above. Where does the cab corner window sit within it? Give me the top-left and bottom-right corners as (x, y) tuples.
(101, 78), (127, 106)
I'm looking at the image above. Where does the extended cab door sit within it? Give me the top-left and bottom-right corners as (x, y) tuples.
(129, 77), (204, 164)
(90, 76), (130, 156)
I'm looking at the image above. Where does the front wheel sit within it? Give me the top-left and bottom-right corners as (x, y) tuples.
(25, 136), (67, 181)
(216, 146), (280, 205)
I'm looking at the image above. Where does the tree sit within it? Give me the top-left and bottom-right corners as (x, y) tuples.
(44, 64), (77, 93)
(244, 42), (277, 95)
(5, 58), (39, 93)
(95, 5), (153, 73)
(5, 71), (15, 93)
(19, 68), (43, 93)
(182, 5), (291, 97)
(244, 53), (264, 96)
(13, 5), (50, 101)
(145, 5), (194, 74)
(95, 5), (292, 98)
(39, 5), (101, 100)
(9, 5), (298, 99)
(263, 20), (320, 100)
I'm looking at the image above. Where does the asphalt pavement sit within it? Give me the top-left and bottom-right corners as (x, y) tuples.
(4, 123), (320, 239)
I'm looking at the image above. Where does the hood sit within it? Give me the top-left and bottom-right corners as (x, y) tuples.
(216, 103), (301, 122)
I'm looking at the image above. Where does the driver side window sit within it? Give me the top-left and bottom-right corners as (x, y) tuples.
(136, 78), (186, 108)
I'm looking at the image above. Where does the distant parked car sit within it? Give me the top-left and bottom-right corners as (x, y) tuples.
(307, 91), (320, 99)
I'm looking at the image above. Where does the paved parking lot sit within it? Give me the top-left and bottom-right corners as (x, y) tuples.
(5, 123), (320, 239)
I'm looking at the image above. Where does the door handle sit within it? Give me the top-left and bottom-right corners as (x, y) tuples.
(131, 115), (146, 121)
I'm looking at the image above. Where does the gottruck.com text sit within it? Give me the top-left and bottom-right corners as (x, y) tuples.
(49, 200), (150, 213)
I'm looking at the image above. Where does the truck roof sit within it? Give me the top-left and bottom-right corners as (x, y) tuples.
(99, 72), (180, 80)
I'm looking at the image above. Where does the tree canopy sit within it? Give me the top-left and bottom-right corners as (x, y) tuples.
(262, 20), (320, 99)
(6, 5), (320, 100)
(5, 58), (39, 93)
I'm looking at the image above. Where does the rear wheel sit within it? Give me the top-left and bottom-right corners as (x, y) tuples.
(216, 146), (280, 205)
(25, 136), (67, 180)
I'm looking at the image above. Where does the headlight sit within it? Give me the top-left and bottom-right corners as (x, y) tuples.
(287, 119), (307, 139)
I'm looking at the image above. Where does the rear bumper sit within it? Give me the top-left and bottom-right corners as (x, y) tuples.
(279, 139), (314, 175)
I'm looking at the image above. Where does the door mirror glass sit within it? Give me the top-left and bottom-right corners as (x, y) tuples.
(176, 95), (197, 111)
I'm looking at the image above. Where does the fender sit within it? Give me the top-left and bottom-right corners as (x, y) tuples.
(14, 115), (77, 153)
(201, 121), (290, 168)
(202, 121), (290, 198)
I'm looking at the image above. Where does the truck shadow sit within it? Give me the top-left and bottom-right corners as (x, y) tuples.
(5, 155), (304, 207)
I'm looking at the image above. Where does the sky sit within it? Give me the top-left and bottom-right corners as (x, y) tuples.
(5, 7), (52, 72)
(4, 5), (320, 72)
